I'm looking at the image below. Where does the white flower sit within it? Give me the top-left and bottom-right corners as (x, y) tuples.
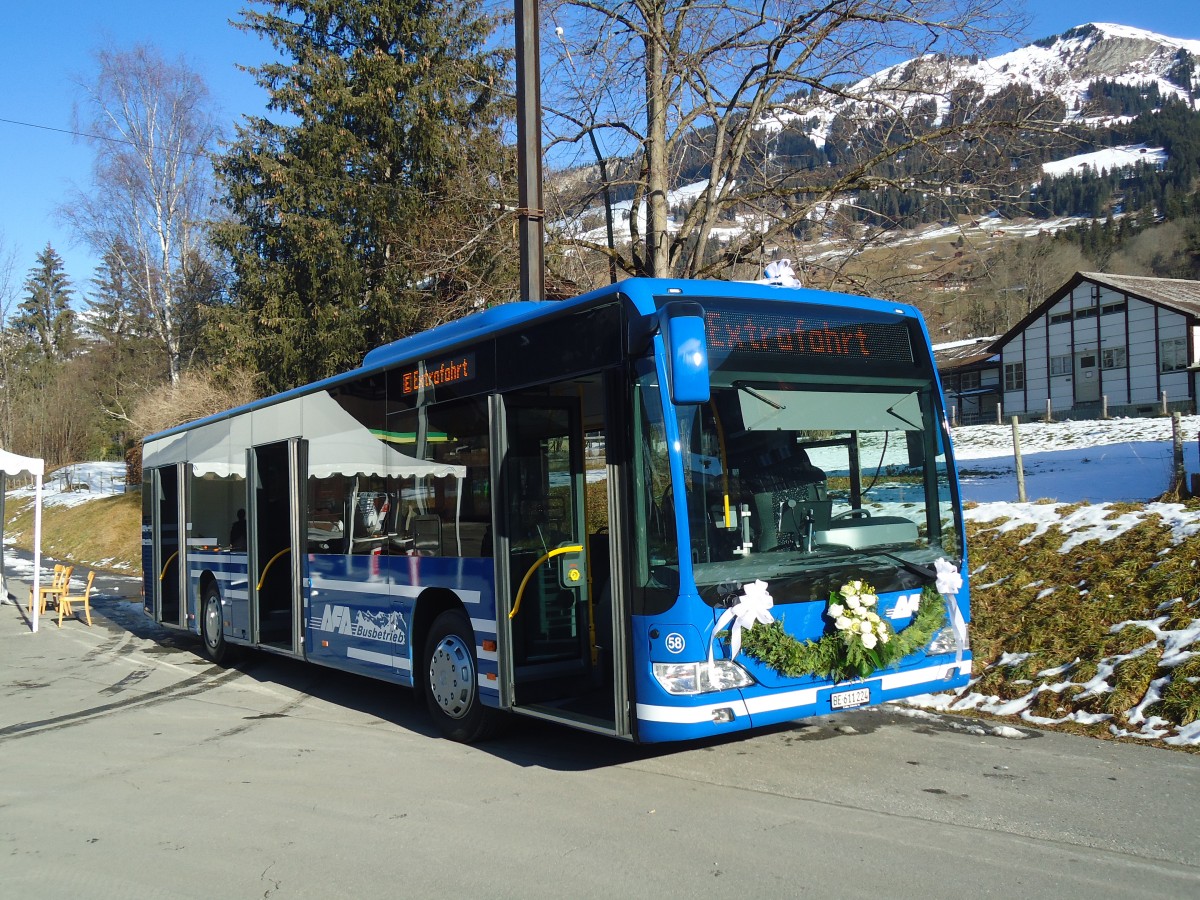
(867, 611), (880, 624)
(861, 633), (878, 649)
(845, 594), (862, 610)
(828, 603), (845, 618)
(835, 616), (852, 631)
(878, 630), (891, 644)
(858, 620), (872, 635)
(861, 593), (877, 607)
(875, 621), (889, 636)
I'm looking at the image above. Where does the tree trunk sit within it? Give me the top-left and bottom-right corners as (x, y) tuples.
(643, 10), (670, 277)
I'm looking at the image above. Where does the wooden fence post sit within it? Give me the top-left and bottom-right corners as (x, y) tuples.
(1012, 416), (1027, 502)
(1172, 412), (1187, 499)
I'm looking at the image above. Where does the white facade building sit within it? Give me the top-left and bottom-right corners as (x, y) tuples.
(993, 272), (1200, 419)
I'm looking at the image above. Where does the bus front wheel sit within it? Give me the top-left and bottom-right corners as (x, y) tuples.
(200, 583), (231, 665)
(423, 609), (500, 742)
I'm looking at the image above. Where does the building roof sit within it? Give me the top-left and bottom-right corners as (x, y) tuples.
(993, 271), (1200, 351)
(1077, 272), (1200, 317)
(933, 336), (999, 371)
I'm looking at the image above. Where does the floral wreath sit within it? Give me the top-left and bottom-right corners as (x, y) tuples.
(715, 560), (963, 683)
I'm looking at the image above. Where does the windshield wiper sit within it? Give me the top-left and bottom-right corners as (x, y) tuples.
(885, 394), (922, 430)
(734, 382), (784, 410)
(877, 550), (936, 581)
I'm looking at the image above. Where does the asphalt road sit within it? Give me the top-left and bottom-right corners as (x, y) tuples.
(1, 571), (1198, 899)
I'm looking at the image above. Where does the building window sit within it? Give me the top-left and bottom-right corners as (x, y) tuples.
(959, 371), (981, 390)
(1101, 302), (1126, 316)
(1049, 311), (1071, 325)
(1160, 338), (1188, 373)
(1101, 347), (1126, 369)
(1004, 362), (1025, 391)
(1049, 355), (1071, 376)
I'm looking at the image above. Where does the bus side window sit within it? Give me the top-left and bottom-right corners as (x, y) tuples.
(387, 397), (493, 557)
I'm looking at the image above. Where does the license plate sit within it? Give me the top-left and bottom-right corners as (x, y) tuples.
(830, 687), (870, 710)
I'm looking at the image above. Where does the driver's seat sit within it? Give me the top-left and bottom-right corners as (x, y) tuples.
(744, 449), (831, 551)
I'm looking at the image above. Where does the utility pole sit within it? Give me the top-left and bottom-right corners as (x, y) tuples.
(515, 0), (545, 302)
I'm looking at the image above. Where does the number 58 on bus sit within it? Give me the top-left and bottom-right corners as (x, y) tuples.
(141, 277), (970, 743)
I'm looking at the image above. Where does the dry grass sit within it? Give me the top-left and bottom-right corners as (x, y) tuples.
(3, 493), (141, 571)
(967, 507), (1200, 750)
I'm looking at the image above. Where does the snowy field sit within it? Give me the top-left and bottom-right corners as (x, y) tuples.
(4, 416), (1200, 745)
(4, 460), (128, 509)
(1041, 144), (1167, 178)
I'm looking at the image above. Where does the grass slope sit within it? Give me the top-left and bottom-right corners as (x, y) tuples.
(3, 493), (141, 572)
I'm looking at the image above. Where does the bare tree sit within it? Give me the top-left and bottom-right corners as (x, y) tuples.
(542, 0), (1052, 281)
(0, 232), (20, 448)
(63, 45), (221, 383)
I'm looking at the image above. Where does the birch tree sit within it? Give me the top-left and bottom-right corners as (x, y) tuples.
(64, 45), (221, 383)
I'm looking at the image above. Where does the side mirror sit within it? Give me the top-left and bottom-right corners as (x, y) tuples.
(660, 302), (710, 405)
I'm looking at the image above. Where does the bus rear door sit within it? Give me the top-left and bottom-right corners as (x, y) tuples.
(147, 463), (186, 629)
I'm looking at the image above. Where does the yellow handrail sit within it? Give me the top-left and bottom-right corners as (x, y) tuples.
(257, 548), (292, 591)
(159, 550), (179, 582)
(509, 544), (583, 619)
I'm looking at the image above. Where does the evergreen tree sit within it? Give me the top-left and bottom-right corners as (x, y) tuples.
(213, 0), (516, 391)
(87, 240), (154, 348)
(15, 244), (76, 361)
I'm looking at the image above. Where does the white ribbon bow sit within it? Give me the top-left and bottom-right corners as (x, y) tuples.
(709, 579), (775, 664)
(762, 259), (801, 286)
(934, 557), (963, 595)
(934, 558), (967, 666)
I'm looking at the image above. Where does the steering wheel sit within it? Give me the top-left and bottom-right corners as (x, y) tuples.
(831, 508), (871, 521)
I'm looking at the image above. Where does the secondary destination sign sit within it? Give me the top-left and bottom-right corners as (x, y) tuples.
(398, 353), (476, 395)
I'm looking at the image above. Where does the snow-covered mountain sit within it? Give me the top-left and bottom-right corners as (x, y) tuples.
(557, 22), (1200, 259)
(769, 22), (1200, 146)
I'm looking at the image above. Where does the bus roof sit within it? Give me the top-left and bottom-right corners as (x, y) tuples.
(145, 278), (920, 443)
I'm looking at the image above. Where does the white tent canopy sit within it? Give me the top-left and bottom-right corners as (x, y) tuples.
(182, 392), (465, 481)
(0, 448), (45, 632)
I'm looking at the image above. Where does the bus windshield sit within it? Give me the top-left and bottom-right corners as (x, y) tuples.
(669, 300), (961, 605)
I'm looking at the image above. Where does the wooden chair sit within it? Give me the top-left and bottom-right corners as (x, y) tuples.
(29, 564), (63, 613)
(58, 571), (96, 627)
(36, 565), (72, 615)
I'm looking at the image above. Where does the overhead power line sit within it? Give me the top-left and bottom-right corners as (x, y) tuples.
(0, 115), (215, 161)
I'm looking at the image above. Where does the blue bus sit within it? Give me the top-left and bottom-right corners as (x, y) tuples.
(141, 277), (970, 743)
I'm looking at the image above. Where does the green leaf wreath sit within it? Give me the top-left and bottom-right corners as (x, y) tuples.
(737, 583), (947, 683)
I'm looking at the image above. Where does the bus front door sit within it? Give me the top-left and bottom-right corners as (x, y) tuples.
(248, 439), (305, 655)
(499, 376), (629, 737)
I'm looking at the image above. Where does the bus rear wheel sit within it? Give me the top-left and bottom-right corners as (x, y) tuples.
(200, 582), (231, 665)
(424, 609), (500, 742)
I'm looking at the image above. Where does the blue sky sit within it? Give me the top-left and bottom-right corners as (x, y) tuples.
(0, 1), (1197, 304)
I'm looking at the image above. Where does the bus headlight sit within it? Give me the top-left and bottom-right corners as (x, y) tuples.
(927, 626), (969, 655)
(653, 660), (756, 694)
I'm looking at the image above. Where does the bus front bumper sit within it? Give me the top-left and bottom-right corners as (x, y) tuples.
(634, 657), (971, 743)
